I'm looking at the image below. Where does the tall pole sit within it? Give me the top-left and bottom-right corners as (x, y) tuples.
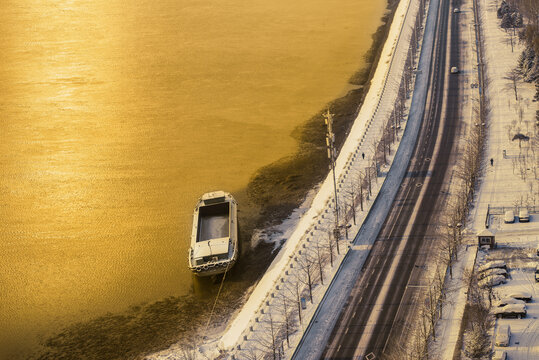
(324, 109), (339, 228)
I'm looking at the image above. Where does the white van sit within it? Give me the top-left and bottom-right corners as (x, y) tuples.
(495, 324), (511, 347)
(504, 210), (515, 223)
(519, 208), (529, 222)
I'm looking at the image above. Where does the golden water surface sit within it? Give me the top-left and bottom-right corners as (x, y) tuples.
(0, 0), (385, 357)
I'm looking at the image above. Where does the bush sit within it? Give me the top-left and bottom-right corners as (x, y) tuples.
(463, 323), (492, 360)
(501, 13), (513, 28)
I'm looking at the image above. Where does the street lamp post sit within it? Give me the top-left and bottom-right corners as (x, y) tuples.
(324, 109), (339, 229)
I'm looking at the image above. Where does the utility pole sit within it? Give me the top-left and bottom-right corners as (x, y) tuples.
(324, 109), (339, 229)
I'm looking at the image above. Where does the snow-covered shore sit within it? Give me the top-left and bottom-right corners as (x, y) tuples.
(146, 0), (428, 358)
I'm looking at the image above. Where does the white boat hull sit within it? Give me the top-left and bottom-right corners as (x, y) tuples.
(188, 191), (238, 277)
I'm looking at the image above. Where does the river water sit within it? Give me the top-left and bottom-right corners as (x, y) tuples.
(0, 0), (385, 358)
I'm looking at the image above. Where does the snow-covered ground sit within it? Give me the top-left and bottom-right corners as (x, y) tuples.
(474, 4), (538, 359)
(431, 0), (538, 358)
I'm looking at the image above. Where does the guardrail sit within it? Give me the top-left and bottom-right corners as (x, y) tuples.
(487, 205), (539, 215)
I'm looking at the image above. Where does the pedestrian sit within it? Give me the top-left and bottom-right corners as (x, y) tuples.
(362, 152), (365, 160)
(490, 158), (494, 166)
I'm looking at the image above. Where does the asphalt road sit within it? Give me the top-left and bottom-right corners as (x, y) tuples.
(321, 0), (463, 358)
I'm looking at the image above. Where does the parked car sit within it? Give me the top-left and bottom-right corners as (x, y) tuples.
(504, 210), (515, 223)
(535, 264), (539, 282)
(495, 324), (511, 346)
(479, 274), (506, 288)
(509, 291), (532, 302)
(495, 297), (526, 307)
(478, 268), (508, 280)
(450, 66), (459, 74)
(453, 7), (460, 13)
(519, 208), (530, 222)
(493, 304), (527, 319)
(493, 350), (508, 360)
(478, 260), (507, 272)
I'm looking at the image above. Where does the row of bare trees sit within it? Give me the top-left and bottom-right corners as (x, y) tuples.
(236, 217), (346, 360)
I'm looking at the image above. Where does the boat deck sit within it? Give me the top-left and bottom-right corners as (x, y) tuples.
(196, 202), (230, 242)
(198, 215), (229, 242)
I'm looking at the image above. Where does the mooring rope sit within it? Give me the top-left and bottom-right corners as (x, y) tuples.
(205, 261), (231, 332)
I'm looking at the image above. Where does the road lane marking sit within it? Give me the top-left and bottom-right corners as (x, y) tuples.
(351, 245), (373, 251)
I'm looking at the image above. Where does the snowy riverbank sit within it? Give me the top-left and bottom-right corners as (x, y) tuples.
(146, 0), (428, 358)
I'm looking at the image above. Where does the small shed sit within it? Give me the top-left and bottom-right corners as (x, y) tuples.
(477, 228), (496, 248)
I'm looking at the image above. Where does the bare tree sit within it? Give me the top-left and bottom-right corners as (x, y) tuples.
(504, 68), (521, 100)
(325, 230), (335, 267)
(279, 293), (291, 347)
(438, 228), (455, 279)
(343, 178), (358, 225)
(268, 313), (277, 360)
(313, 240), (326, 285)
(423, 285), (439, 339)
(247, 313), (279, 360)
(356, 170), (365, 212)
(433, 265), (446, 318)
(284, 277), (303, 324)
(296, 252), (317, 303)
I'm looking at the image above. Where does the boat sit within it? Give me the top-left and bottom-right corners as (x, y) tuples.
(189, 191), (238, 276)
